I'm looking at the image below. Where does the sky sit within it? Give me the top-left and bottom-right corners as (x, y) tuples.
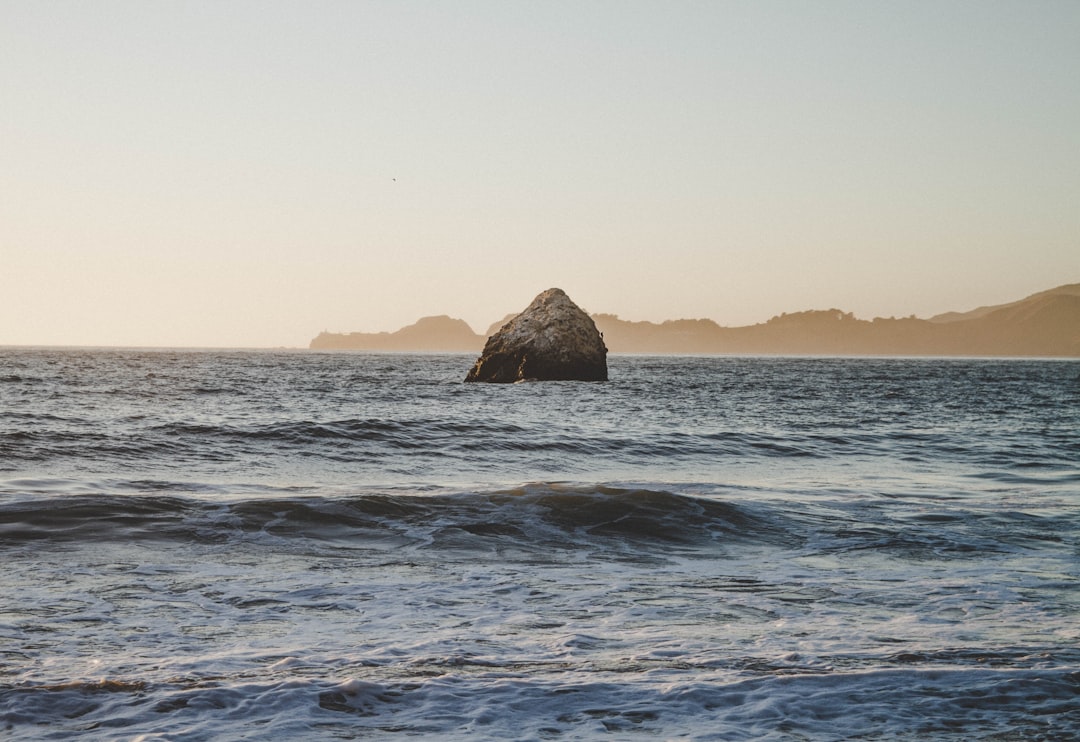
(2, 1), (1078, 348)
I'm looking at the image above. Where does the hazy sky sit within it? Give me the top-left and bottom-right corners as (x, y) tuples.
(3, 1), (1078, 347)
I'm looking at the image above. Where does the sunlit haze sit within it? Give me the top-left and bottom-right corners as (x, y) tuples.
(3, 1), (1078, 348)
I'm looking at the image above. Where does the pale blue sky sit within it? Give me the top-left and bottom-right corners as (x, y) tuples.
(2, 1), (1078, 347)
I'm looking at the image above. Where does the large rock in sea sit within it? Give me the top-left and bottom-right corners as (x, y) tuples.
(465, 289), (608, 382)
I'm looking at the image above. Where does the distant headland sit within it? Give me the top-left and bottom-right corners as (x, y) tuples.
(310, 283), (1080, 357)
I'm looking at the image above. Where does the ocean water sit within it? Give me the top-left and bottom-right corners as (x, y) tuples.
(1, 349), (1077, 741)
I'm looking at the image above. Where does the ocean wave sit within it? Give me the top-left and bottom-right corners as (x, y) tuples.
(3, 479), (1075, 565)
(3, 667), (1077, 741)
(5, 412), (1077, 476)
(0, 485), (787, 554)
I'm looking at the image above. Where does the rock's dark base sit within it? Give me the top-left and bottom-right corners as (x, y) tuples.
(465, 348), (608, 383)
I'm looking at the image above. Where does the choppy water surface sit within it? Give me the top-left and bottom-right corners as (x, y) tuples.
(1, 350), (1078, 740)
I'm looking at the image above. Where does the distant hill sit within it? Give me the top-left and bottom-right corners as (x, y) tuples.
(928, 283), (1080, 323)
(311, 315), (483, 352)
(310, 284), (1080, 357)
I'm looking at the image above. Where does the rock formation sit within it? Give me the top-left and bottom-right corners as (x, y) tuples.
(465, 289), (608, 382)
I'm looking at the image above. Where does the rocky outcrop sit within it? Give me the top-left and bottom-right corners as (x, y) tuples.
(465, 289), (608, 382)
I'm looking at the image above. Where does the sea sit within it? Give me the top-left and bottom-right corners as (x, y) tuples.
(1, 349), (1077, 741)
